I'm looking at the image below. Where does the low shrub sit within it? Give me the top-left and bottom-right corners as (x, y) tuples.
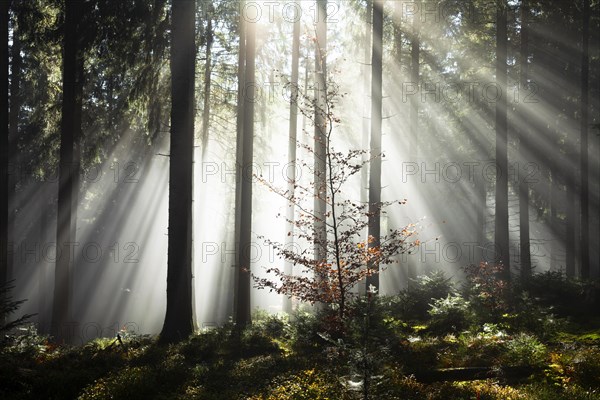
(427, 293), (474, 335)
(501, 333), (547, 367)
(248, 368), (351, 400)
(390, 270), (454, 321)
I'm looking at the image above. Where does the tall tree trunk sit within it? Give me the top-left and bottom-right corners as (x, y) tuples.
(233, 2), (246, 325)
(283, 3), (300, 314)
(52, 0), (82, 342)
(563, 7), (579, 278)
(410, 0), (420, 158)
(475, 171), (487, 263)
(366, 0), (383, 292)
(8, 12), (21, 283)
(361, 0), (372, 210)
(566, 168), (575, 277)
(302, 36), (309, 134)
(550, 168), (559, 270)
(234, 8), (255, 328)
(313, 0), (327, 294)
(0, 0), (8, 303)
(38, 184), (53, 333)
(494, 0), (510, 279)
(233, 3), (246, 321)
(359, 0), (372, 296)
(71, 43), (83, 275)
(201, 2), (213, 160)
(596, 1), (600, 277)
(518, 0), (531, 280)
(160, 0), (195, 344)
(406, 0), (420, 281)
(579, 0), (590, 279)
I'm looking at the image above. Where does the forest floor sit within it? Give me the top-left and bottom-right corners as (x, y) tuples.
(1, 270), (600, 399)
(0, 316), (599, 399)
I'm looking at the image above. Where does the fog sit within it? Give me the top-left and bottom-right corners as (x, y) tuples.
(6, 0), (599, 342)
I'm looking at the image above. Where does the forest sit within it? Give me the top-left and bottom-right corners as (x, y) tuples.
(1, 0), (600, 398)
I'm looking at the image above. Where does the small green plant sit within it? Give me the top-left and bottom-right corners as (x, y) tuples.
(447, 329), (505, 367)
(461, 262), (510, 323)
(571, 347), (600, 389)
(505, 292), (565, 339)
(373, 369), (425, 400)
(390, 270), (454, 321)
(0, 281), (35, 341)
(428, 293), (474, 335)
(502, 333), (547, 367)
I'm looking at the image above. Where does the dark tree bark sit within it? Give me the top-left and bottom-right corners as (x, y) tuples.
(406, 0), (420, 281)
(518, 0), (531, 280)
(283, 2), (300, 314)
(233, 1), (246, 324)
(234, 8), (255, 328)
(313, 0), (327, 290)
(561, 6), (580, 278)
(159, 0), (195, 344)
(52, 0), (83, 342)
(359, 0), (371, 296)
(366, 0), (383, 292)
(494, 1), (510, 279)
(0, 0), (8, 301)
(201, 2), (213, 160)
(596, 2), (600, 277)
(550, 169), (559, 270)
(360, 0), (371, 208)
(38, 184), (53, 333)
(566, 169), (576, 277)
(579, 0), (590, 279)
(478, 174), (487, 263)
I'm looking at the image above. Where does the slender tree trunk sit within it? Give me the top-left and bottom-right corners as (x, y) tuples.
(410, 0), (420, 158)
(234, 8), (255, 328)
(406, 0), (420, 281)
(366, 0), (383, 292)
(550, 168), (559, 270)
(8, 14), (21, 283)
(283, 3), (300, 314)
(475, 171), (487, 263)
(38, 184), (53, 333)
(313, 0), (327, 293)
(160, 0), (195, 344)
(359, 0), (372, 296)
(0, 0), (8, 302)
(566, 170), (575, 277)
(361, 0), (372, 210)
(518, 0), (531, 280)
(596, 1), (600, 277)
(563, 11), (578, 278)
(71, 44), (83, 270)
(233, 2), (246, 325)
(494, 0), (510, 279)
(579, 0), (590, 279)
(52, 0), (82, 342)
(201, 3), (213, 160)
